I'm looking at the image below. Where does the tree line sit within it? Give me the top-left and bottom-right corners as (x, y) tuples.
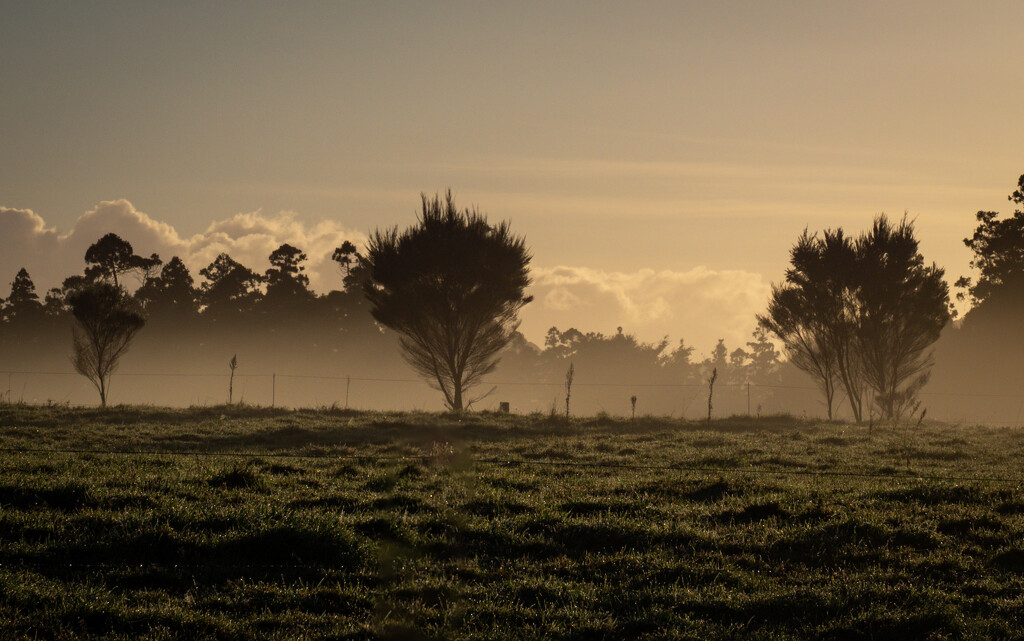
(2, 175), (1023, 420)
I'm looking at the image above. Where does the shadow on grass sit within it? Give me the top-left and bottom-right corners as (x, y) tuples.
(0, 481), (97, 512)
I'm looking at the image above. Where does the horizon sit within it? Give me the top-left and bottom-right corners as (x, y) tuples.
(3, 2), (1023, 350)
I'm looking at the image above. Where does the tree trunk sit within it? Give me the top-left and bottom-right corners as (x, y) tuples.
(825, 379), (834, 420)
(451, 380), (463, 411)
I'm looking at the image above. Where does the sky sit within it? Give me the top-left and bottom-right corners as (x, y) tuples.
(2, 1), (1022, 354)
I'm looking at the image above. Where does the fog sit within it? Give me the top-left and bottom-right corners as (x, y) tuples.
(2, 293), (1021, 426)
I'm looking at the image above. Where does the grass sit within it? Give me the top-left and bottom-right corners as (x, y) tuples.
(1, 405), (1024, 639)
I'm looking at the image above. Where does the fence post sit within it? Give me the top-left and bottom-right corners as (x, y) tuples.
(345, 376), (351, 409)
(747, 383), (751, 416)
(272, 373), (276, 407)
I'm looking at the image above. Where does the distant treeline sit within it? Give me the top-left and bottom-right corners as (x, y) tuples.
(0, 234), (812, 413)
(2, 171), (1024, 421)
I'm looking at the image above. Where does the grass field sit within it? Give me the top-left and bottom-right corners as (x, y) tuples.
(1, 405), (1024, 640)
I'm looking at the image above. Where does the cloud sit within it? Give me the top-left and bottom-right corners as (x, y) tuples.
(520, 265), (771, 355)
(1, 200), (769, 355)
(0, 200), (366, 294)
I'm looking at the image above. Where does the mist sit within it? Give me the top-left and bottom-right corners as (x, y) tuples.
(2, 265), (1021, 425)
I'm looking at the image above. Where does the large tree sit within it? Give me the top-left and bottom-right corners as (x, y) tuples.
(854, 216), (950, 421)
(4, 268), (43, 324)
(759, 229), (861, 420)
(68, 282), (146, 407)
(135, 256), (199, 319)
(84, 233), (161, 288)
(956, 173), (1024, 308)
(263, 243), (314, 313)
(199, 253), (264, 320)
(760, 217), (949, 422)
(363, 191), (532, 410)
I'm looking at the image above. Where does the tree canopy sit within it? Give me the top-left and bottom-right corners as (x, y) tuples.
(199, 253), (264, 320)
(957, 173), (1024, 308)
(136, 256), (198, 319)
(4, 268), (43, 324)
(84, 233), (161, 288)
(263, 243), (314, 312)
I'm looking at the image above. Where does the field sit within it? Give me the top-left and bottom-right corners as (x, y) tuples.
(1, 406), (1024, 640)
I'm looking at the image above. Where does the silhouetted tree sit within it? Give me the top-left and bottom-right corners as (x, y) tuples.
(199, 254), (263, 320)
(363, 191), (532, 410)
(136, 256), (198, 318)
(759, 229), (860, 420)
(663, 338), (697, 385)
(332, 241), (358, 277)
(745, 327), (781, 384)
(263, 244), (314, 313)
(704, 339), (730, 383)
(43, 288), (67, 317)
(137, 253), (163, 286)
(68, 282), (145, 407)
(4, 268), (43, 324)
(957, 173), (1024, 307)
(543, 326), (668, 384)
(84, 233), (160, 288)
(544, 327), (586, 359)
(855, 216), (950, 421)
(761, 218), (949, 422)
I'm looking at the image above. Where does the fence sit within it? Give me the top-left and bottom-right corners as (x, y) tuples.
(2, 369), (1022, 426)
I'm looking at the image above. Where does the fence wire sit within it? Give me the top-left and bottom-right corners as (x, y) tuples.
(1, 368), (1023, 426)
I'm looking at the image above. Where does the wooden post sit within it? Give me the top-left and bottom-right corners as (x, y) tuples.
(345, 376), (351, 409)
(272, 373), (276, 407)
(747, 383), (751, 416)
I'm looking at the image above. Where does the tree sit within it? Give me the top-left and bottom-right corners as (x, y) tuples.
(745, 327), (781, 384)
(957, 173), (1024, 307)
(263, 243), (313, 312)
(43, 287), (67, 317)
(854, 216), (950, 421)
(703, 339), (730, 385)
(199, 253), (264, 320)
(135, 256), (198, 318)
(541, 326), (669, 386)
(4, 268), (43, 323)
(363, 191), (532, 410)
(332, 241), (358, 277)
(84, 233), (160, 288)
(760, 217), (950, 422)
(68, 282), (146, 407)
(759, 230), (856, 420)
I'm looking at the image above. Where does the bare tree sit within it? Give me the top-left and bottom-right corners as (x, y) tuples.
(68, 283), (145, 407)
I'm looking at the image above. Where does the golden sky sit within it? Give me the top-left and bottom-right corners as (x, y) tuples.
(2, 1), (1022, 352)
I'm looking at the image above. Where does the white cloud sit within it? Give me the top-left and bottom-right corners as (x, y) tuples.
(0, 200), (366, 294)
(520, 265), (771, 355)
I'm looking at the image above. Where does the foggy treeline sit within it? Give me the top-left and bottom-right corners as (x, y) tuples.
(2, 179), (1024, 424)
(0, 237), (804, 415)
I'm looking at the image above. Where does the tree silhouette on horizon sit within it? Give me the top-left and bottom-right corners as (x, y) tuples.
(362, 191), (532, 411)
